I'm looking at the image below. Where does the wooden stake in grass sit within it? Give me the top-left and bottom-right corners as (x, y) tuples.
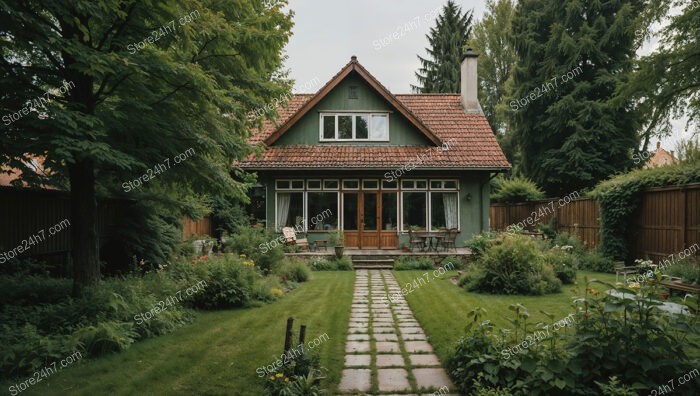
(284, 317), (294, 353)
(299, 324), (306, 345)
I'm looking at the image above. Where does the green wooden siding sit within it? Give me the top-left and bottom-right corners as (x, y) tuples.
(275, 74), (433, 146)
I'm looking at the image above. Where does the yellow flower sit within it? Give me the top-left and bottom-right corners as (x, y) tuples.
(276, 373), (283, 378)
(239, 254), (246, 258)
(284, 378), (289, 382)
(629, 282), (641, 289)
(269, 376), (275, 381)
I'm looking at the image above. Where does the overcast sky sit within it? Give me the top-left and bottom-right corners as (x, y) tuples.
(283, 0), (690, 151)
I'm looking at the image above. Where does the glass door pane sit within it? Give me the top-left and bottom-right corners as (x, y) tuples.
(343, 193), (358, 230)
(381, 193), (397, 230)
(363, 193), (377, 230)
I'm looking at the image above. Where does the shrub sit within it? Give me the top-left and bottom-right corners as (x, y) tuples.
(307, 257), (335, 271)
(170, 255), (261, 309)
(467, 233), (561, 295)
(466, 231), (499, 261)
(393, 257), (435, 271)
(666, 258), (700, 284)
(0, 275), (72, 307)
(491, 176), (545, 203)
(224, 226), (285, 274)
(551, 231), (586, 255)
(448, 286), (699, 395)
(579, 249), (615, 273)
(278, 260), (311, 283)
(334, 257), (354, 271)
(541, 247), (578, 284)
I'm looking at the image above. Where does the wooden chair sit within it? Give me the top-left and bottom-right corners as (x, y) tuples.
(281, 227), (310, 251)
(407, 229), (425, 252)
(614, 261), (639, 283)
(440, 228), (459, 252)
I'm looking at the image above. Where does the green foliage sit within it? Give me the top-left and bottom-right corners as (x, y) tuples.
(491, 176), (545, 203)
(264, 347), (325, 396)
(541, 247), (578, 284)
(508, 0), (643, 196)
(579, 249), (615, 273)
(393, 257), (435, 271)
(447, 285), (699, 395)
(591, 161), (700, 260)
(466, 233), (561, 295)
(278, 260), (311, 283)
(0, 0), (293, 290)
(666, 258), (700, 285)
(306, 257), (354, 271)
(0, 275), (72, 307)
(223, 226), (286, 275)
(413, 0), (474, 93)
(0, 270), (193, 378)
(211, 194), (250, 237)
(465, 231), (499, 261)
(468, 0), (517, 139)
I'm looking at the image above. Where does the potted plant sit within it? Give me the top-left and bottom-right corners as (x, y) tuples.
(329, 231), (345, 258)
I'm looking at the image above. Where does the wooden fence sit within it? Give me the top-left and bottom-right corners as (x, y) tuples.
(490, 184), (700, 261)
(182, 216), (213, 240)
(0, 187), (133, 270)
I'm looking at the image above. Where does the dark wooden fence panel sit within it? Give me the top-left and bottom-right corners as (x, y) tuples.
(0, 187), (132, 261)
(490, 184), (700, 260)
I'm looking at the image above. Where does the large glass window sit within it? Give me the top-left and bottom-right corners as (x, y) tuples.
(402, 192), (427, 230)
(343, 193), (358, 230)
(363, 193), (378, 230)
(320, 113), (390, 141)
(276, 192), (304, 230)
(430, 192), (459, 230)
(382, 193), (398, 230)
(307, 192), (338, 231)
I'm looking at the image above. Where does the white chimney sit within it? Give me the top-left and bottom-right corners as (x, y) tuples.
(460, 48), (479, 113)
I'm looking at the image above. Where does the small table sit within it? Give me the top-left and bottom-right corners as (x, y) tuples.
(313, 240), (328, 251)
(414, 232), (447, 252)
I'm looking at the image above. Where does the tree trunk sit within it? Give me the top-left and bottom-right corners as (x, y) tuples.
(70, 159), (100, 296)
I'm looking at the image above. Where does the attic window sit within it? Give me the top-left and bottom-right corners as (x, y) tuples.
(349, 86), (358, 99)
(320, 113), (389, 141)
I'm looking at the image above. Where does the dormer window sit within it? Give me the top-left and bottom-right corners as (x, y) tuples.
(320, 113), (389, 141)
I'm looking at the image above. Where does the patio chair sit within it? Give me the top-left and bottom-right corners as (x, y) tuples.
(614, 261), (639, 283)
(440, 228), (459, 252)
(407, 229), (425, 252)
(281, 227), (310, 251)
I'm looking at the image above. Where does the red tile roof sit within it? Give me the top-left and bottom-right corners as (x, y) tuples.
(241, 59), (510, 171)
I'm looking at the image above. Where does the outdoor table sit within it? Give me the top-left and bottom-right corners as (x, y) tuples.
(414, 232), (446, 252)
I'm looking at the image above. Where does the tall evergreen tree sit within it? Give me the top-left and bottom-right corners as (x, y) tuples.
(617, 0), (699, 149)
(508, 0), (644, 196)
(0, 0), (293, 294)
(468, 0), (518, 167)
(413, 1), (474, 93)
(468, 0), (516, 135)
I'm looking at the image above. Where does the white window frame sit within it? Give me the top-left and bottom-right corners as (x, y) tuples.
(323, 179), (339, 190)
(306, 191), (340, 232)
(319, 112), (390, 142)
(382, 179), (399, 190)
(400, 191), (428, 232)
(307, 179), (322, 190)
(401, 179), (428, 191)
(428, 191), (461, 231)
(275, 191), (306, 231)
(362, 179), (379, 190)
(276, 179), (304, 191)
(430, 180), (460, 190)
(342, 179), (360, 190)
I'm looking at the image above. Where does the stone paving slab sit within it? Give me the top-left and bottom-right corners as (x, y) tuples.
(339, 270), (453, 395)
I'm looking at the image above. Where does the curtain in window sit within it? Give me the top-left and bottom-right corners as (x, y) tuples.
(443, 193), (458, 229)
(276, 193), (291, 230)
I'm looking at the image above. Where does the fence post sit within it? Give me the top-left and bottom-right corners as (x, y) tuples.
(299, 324), (306, 345)
(284, 317), (294, 353)
(681, 187), (687, 250)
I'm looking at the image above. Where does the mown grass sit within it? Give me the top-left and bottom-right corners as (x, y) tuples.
(4, 272), (354, 396)
(392, 270), (618, 361)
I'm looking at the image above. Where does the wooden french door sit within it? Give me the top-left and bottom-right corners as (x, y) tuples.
(343, 192), (398, 249)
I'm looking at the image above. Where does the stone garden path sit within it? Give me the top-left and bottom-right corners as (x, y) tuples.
(338, 270), (456, 395)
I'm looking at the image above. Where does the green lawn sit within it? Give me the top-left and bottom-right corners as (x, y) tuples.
(6, 272), (354, 396)
(393, 270), (618, 362)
